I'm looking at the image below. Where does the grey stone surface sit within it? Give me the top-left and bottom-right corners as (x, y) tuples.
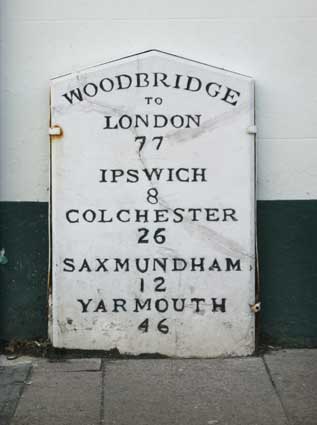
(34, 358), (102, 372)
(0, 356), (33, 368)
(0, 356), (101, 372)
(11, 359), (102, 425)
(102, 358), (288, 425)
(4, 352), (316, 425)
(0, 364), (31, 425)
(264, 349), (317, 425)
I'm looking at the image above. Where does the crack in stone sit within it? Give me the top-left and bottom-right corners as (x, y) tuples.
(165, 101), (250, 144)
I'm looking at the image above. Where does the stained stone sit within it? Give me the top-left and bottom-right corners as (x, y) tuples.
(50, 50), (255, 356)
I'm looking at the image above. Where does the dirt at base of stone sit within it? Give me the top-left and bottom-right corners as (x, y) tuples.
(0, 339), (170, 360)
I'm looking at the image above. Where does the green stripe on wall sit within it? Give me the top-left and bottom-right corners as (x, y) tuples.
(258, 200), (317, 347)
(0, 202), (48, 341)
(0, 200), (316, 347)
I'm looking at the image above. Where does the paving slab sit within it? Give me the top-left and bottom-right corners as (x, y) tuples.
(34, 358), (102, 372)
(0, 356), (33, 368)
(11, 359), (102, 425)
(264, 349), (317, 425)
(0, 364), (32, 425)
(0, 356), (101, 372)
(102, 358), (288, 425)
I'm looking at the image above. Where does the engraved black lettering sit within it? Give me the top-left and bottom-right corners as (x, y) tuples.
(78, 259), (92, 272)
(96, 258), (109, 272)
(62, 88), (83, 104)
(63, 258), (75, 272)
(94, 299), (107, 312)
(223, 208), (238, 221)
(212, 298), (226, 312)
(66, 209), (79, 223)
(155, 298), (169, 313)
(172, 298), (186, 312)
(112, 299), (127, 312)
(222, 87), (240, 106)
(191, 298), (205, 312)
(114, 258), (129, 272)
(77, 298), (93, 313)
(134, 298), (151, 312)
(226, 258), (241, 271)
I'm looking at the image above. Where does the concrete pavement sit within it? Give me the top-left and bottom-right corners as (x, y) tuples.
(0, 350), (316, 425)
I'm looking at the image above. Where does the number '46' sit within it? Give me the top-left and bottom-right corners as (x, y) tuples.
(138, 318), (169, 334)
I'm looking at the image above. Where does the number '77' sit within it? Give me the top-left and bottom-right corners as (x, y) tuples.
(135, 136), (163, 152)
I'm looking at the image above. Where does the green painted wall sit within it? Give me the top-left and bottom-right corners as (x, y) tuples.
(258, 200), (317, 347)
(0, 202), (48, 340)
(1, 200), (316, 347)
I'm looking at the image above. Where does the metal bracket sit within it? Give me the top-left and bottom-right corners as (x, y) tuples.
(247, 125), (257, 135)
(250, 302), (261, 313)
(49, 126), (63, 136)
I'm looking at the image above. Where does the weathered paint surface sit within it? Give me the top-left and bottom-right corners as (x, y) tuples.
(1, 1), (317, 349)
(2, 200), (317, 348)
(50, 51), (255, 356)
(258, 200), (317, 347)
(0, 202), (48, 341)
(1, 1), (317, 203)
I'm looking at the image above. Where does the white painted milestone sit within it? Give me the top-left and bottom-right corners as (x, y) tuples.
(50, 50), (255, 357)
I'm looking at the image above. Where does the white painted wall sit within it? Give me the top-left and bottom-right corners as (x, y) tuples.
(1, 0), (316, 201)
